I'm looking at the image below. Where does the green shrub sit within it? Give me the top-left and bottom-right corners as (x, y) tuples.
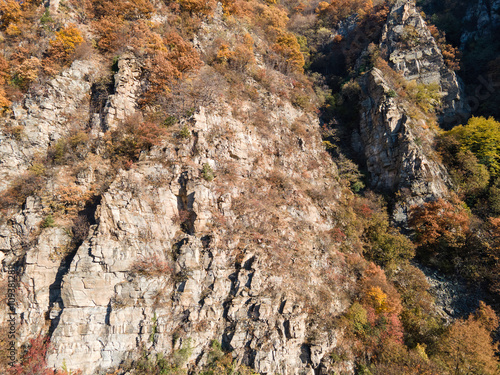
(179, 125), (191, 139)
(163, 115), (179, 127)
(446, 116), (500, 178)
(406, 81), (442, 113)
(202, 163), (214, 181)
(41, 215), (55, 228)
(172, 339), (193, 368)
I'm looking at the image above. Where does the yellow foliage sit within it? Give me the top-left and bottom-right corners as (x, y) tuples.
(0, 88), (10, 111)
(258, 4), (289, 34)
(44, 24), (84, 75)
(367, 286), (390, 313)
(0, 0), (22, 30)
(50, 24), (84, 56)
(272, 32), (305, 73)
(5, 23), (20, 36)
(216, 44), (234, 64)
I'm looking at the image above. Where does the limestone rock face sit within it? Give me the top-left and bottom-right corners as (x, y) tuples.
(461, 0), (500, 45)
(0, 60), (97, 191)
(103, 53), (141, 131)
(353, 0), (463, 223)
(357, 68), (450, 223)
(0, 62), (353, 374)
(380, 0), (469, 126)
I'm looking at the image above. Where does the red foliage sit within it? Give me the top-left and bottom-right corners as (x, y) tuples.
(7, 335), (79, 375)
(409, 197), (470, 250)
(428, 24), (461, 71)
(108, 119), (167, 162)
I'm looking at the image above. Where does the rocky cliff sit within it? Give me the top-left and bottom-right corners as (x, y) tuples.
(354, 0), (466, 222)
(461, 0), (500, 46)
(0, 0), (486, 373)
(380, 0), (469, 125)
(0, 45), (360, 373)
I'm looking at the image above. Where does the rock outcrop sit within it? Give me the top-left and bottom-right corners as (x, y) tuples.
(461, 0), (500, 46)
(102, 53), (141, 131)
(380, 0), (469, 126)
(0, 60), (98, 190)
(354, 0), (461, 223)
(0, 48), (356, 373)
(357, 68), (450, 223)
(43, 101), (353, 374)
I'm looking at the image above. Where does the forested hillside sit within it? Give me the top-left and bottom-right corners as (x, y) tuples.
(0, 0), (499, 374)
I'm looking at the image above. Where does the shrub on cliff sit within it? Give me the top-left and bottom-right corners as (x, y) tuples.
(409, 197), (470, 254)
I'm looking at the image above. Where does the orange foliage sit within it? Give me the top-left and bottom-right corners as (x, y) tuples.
(316, 0), (373, 23)
(90, 0), (153, 20)
(107, 118), (167, 162)
(428, 24), (460, 71)
(409, 197), (470, 250)
(215, 34), (255, 71)
(177, 0), (216, 15)
(0, 55), (10, 110)
(89, 0), (153, 52)
(142, 31), (202, 104)
(0, 0), (22, 30)
(361, 262), (402, 315)
(437, 302), (499, 374)
(15, 56), (41, 88)
(50, 24), (84, 56)
(344, 261), (405, 362)
(44, 24), (84, 74)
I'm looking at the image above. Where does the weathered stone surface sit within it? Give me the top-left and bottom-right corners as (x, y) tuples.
(461, 0), (500, 45)
(380, 0), (469, 126)
(357, 67), (450, 223)
(0, 60), (98, 191)
(103, 53), (141, 131)
(38, 100), (350, 374)
(354, 0), (463, 224)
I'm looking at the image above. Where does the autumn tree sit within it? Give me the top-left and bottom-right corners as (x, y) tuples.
(43, 24), (84, 75)
(177, 0), (216, 15)
(391, 264), (444, 350)
(0, 0), (22, 31)
(271, 32), (305, 73)
(437, 134), (490, 199)
(435, 302), (500, 375)
(88, 0), (154, 53)
(446, 116), (500, 179)
(351, 193), (415, 271)
(409, 197), (470, 258)
(428, 24), (460, 71)
(141, 31), (202, 104)
(107, 115), (167, 164)
(315, 0), (374, 24)
(0, 55), (11, 110)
